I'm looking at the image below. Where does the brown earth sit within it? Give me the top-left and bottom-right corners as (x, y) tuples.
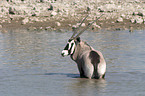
(1, 17), (145, 32)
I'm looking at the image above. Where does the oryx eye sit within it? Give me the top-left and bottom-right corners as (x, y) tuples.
(68, 39), (73, 42)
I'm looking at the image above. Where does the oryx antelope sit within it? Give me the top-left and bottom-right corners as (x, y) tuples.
(61, 15), (106, 79)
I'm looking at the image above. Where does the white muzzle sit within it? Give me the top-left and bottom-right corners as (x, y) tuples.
(61, 50), (69, 57)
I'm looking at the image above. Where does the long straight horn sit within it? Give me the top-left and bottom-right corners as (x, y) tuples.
(74, 14), (104, 39)
(71, 14), (89, 39)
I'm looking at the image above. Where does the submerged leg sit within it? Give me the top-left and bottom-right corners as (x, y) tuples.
(94, 72), (106, 79)
(83, 63), (94, 79)
(79, 67), (86, 78)
(77, 63), (86, 78)
(102, 73), (106, 78)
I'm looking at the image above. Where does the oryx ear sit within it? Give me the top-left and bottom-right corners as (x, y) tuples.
(76, 37), (80, 42)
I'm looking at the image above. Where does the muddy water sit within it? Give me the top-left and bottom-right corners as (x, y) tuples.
(0, 29), (145, 96)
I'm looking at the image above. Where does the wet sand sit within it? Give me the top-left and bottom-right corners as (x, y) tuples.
(1, 17), (145, 32)
(0, 16), (145, 31)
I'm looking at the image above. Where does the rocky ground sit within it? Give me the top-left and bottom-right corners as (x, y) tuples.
(0, 0), (145, 32)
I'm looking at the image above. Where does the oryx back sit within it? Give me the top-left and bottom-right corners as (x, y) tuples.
(71, 40), (106, 79)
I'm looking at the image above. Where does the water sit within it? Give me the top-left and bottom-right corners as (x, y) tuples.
(0, 29), (145, 96)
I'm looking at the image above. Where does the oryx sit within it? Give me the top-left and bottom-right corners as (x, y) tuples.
(61, 15), (106, 79)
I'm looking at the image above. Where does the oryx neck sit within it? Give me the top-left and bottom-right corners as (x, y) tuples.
(71, 41), (92, 61)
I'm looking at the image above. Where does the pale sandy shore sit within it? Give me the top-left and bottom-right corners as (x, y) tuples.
(0, 0), (145, 32)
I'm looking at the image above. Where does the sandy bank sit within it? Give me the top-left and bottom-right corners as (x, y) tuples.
(0, 0), (145, 32)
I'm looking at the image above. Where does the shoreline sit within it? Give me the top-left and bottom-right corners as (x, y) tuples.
(0, 0), (145, 32)
(1, 17), (145, 32)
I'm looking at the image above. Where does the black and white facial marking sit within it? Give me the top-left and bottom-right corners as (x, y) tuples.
(61, 39), (76, 57)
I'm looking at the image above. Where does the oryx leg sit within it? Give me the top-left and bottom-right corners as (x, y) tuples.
(77, 63), (86, 78)
(77, 62), (94, 79)
(83, 63), (94, 79)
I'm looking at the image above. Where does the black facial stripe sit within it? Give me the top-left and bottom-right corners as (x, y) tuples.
(64, 44), (69, 50)
(68, 43), (74, 54)
(64, 39), (73, 50)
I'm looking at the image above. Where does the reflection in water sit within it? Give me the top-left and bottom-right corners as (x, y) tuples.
(45, 73), (80, 78)
(71, 79), (107, 96)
